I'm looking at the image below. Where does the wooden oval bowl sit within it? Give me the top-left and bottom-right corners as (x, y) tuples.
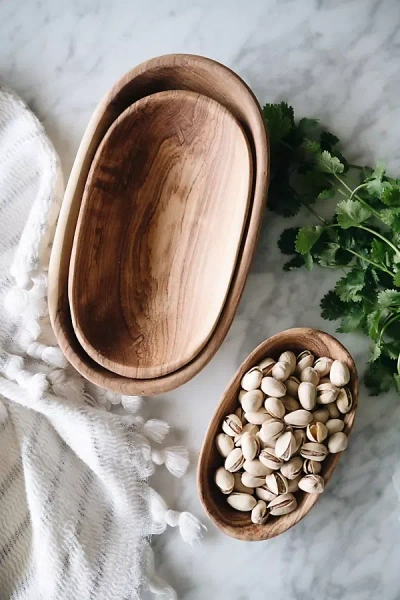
(48, 54), (269, 395)
(69, 90), (252, 378)
(198, 328), (359, 541)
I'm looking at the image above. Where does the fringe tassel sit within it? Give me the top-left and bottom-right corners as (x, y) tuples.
(145, 544), (177, 600)
(27, 342), (67, 368)
(151, 447), (189, 478)
(149, 488), (206, 544)
(143, 419), (170, 443)
(121, 395), (143, 413)
(2, 352), (48, 399)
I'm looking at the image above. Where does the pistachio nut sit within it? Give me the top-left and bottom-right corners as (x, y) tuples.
(298, 474), (324, 494)
(336, 387), (353, 414)
(235, 406), (246, 424)
(306, 422), (328, 443)
(241, 367), (263, 391)
(265, 471), (288, 495)
(241, 471), (265, 488)
(285, 375), (300, 398)
(259, 447), (284, 470)
(278, 350), (297, 373)
(319, 376), (331, 384)
(284, 409), (313, 428)
(313, 356), (333, 377)
(241, 432), (260, 461)
(293, 429), (306, 453)
(234, 423), (259, 446)
(256, 485), (277, 502)
(275, 431), (297, 461)
(214, 467), (235, 494)
(243, 458), (273, 477)
(325, 418), (344, 435)
(259, 419), (285, 444)
(225, 447), (245, 472)
(244, 408), (270, 425)
(222, 414), (243, 436)
(241, 389), (264, 413)
(227, 493), (257, 512)
(233, 472), (254, 494)
(267, 492), (297, 516)
(312, 408), (330, 424)
(316, 382), (339, 405)
(298, 381), (317, 411)
(281, 394), (301, 412)
(251, 500), (269, 524)
(330, 360), (350, 388)
(215, 433), (234, 457)
(261, 377), (287, 398)
(258, 357), (276, 374)
(296, 350), (314, 374)
(300, 442), (328, 462)
(238, 389), (247, 404)
(272, 360), (292, 382)
(264, 396), (285, 419)
(300, 367), (320, 386)
(328, 431), (348, 453)
(287, 474), (302, 493)
(280, 456), (303, 480)
(326, 401), (340, 418)
(256, 430), (273, 450)
(303, 459), (322, 475)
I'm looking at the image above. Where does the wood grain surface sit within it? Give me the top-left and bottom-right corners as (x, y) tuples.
(197, 328), (359, 541)
(48, 53), (269, 395)
(69, 90), (252, 378)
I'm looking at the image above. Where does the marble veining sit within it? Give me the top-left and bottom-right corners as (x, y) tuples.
(1, 0), (400, 598)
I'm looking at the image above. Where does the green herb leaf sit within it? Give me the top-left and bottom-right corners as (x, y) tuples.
(317, 188), (335, 200)
(336, 199), (371, 228)
(370, 341), (382, 362)
(364, 357), (394, 395)
(394, 271), (400, 287)
(316, 150), (344, 174)
(336, 304), (365, 333)
(380, 208), (400, 233)
(365, 160), (386, 197)
(377, 289), (400, 308)
(304, 253), (314, 270)
(335, 269), (365, 302)
(262, 102), (294, 148)
(320, 290), (347, 321)
(381, 185), (400, 207)
(295, 225), (324, 255)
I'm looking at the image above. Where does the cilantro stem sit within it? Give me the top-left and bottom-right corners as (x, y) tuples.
(349, 183), (368, 202)
(357, 225), (400, 256)
(379, 313), (400, 342)
(345, 248), (394, 275)
(334, 173), (388, 224)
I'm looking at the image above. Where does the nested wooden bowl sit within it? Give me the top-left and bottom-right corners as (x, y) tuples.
(48, 54), (269, 395)
(198, 328), (359, 541)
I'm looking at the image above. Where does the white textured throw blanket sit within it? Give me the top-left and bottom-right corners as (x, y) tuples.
(0, 88), (203, 600)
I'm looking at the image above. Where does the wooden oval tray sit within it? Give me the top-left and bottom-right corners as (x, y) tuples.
(69, 90), (252, 378)
(48, 54), (269, 395)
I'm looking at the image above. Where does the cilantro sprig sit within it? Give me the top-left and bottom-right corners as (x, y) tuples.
(264, 102), (400, 396)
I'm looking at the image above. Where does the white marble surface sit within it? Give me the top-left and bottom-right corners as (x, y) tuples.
(2, 0), (400, 598)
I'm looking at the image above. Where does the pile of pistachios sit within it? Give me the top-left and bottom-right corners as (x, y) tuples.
(214, 350), (352, 524)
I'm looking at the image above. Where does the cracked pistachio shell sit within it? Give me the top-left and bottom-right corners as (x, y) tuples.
(326, 401), (340, 418)
(303, 459), (321, 475)
(215, 433), (234, 457)
(312, 408), (330, 424)
(259, 419), (285, 444)
(233, 472), (254, 494)
(261, 377), (287, 398)
(264, 396), (285, 419)
(243, 458), (273, 477)
(265, 472), (288, 495)
(296, 350), (314, 374)
(298, 474), (325, 494)
(259, 447), (284, 470)
(267, 492), (297, 516)
(241, 367), (263, 391)
(244, 408), (270, 425)
(325, 418), (344, 435)
(241, 389), (264, 413)
(225, 447), (245, 472)
(300, 442), (328, 462)
(328, 431), (348, 453)
(316, 383), (339, 405)
(281, 394), (301, 412)
(278, 351), (297, 373)
(256, 485), (277, 502)
(251, 500), (269, 524)
(241, 471), (265, 488)
(272, 360), (292, 382)
(336, 387), (353, 414)
(313, 357), (333, 377)
(234, 423), (259, 446)
(293, 429), (306, 453)
(284, 409), (313, 428)
(214, 467), (234, 494)
(280, 456), (303, 480)
(287, 474), (302, 493)
(235, 406), (246, 424)
(298, 382), (317, 411)
(330, 360), (350, 388)
(258, 357), (276, 374)
(241, 432), (260, 461)
(222, 414), (243, 436)
(300, 367), (320, 386)
(285, 375), (300, 398)
(306, 422), (328, 443)
(227, 493), (257, 511)
(275, 431), (297, 461)
(238, 389), (247, 404)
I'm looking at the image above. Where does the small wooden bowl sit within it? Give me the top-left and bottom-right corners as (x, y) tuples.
(198, 328), (359, 541)
(48, 54), (269, 395)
